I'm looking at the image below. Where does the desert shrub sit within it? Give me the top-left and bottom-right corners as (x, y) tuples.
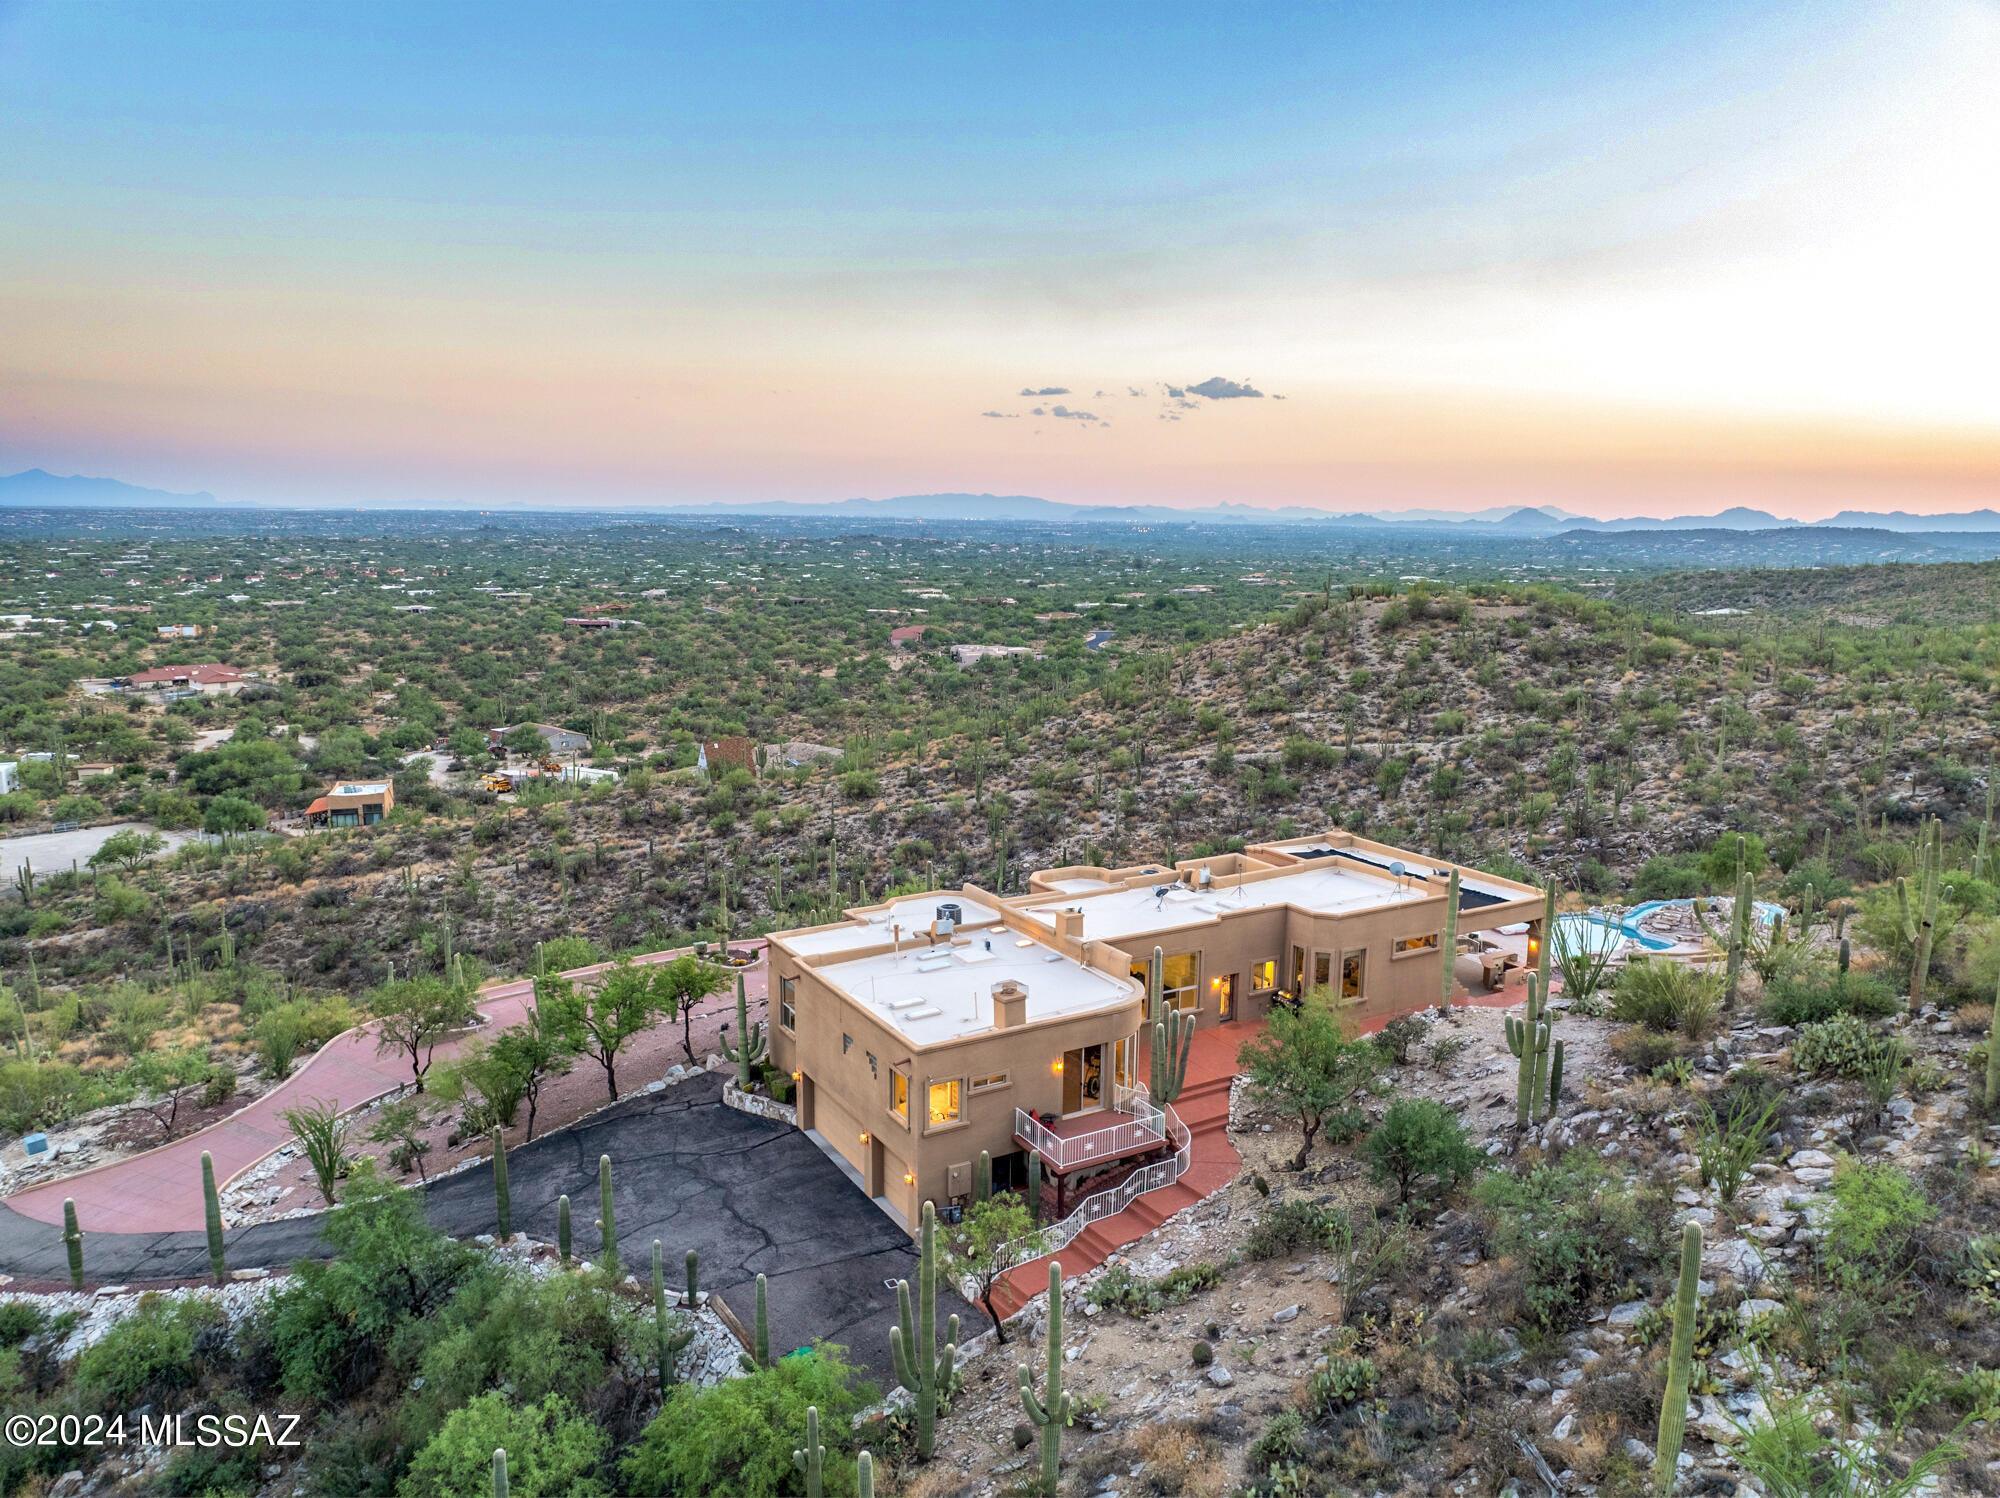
(1610, 959), (1722, 1037)
(534, 934), (601, 975)
(258, 1161), (481, 1400)
(401, 1391), (608, 1498)
(1249, 1409), (1307, 1471)
(1819, 1159), (1933, 1299)
(414, 1271), (643, 1421)
(1791, 1013), (1883, 1078)
(1366, 1097), (1480, 1205)
(1474, 1155), (1664, 1332)
(1371, 1014), (1427, 1065)
(1611, 1028), (1682, 1073)
(1760, 967), (1897, 1027)
(160, 1440), (263, 1497)
(1085, 1262), (1222, 1316)
(0, 1303), (44, 1347)
(75, 1294), (225, 1409)
(1633, 853), (1705, 901)
(1244, 1198), (1333, 1260)
(619, 1345), (875, 1498)
(1309, 1353), (1379, 1412)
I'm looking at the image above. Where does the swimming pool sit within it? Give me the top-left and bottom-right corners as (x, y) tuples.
(1554, 898), (1784, 957)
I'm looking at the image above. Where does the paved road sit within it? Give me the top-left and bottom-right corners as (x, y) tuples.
(0, 1074), (962, 1387)
(0, 822), (197, 884)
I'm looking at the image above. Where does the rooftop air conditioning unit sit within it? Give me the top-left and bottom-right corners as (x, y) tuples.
(935, 902), (963, 926)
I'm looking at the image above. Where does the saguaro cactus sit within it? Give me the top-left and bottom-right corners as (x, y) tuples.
(1026, 1153), (1043, 1227)
(595, 1155), (617, 1273)
(1439, 867), (1460, 1014)
(202, 1151), (226, 1283)
(491, 1128), (511, 1242)
(1897, 816), (1943, 1012)
(856, 1450), (874, 1498)
(492, 1447), (508, 1498)
(686, 1247), (700, 1305)
(1987, 965), (2000, 1112)
(1505, 974), (1559, 1125)
(1018, 1261), (1073, 1494)
(557, 1194), (572, 1266)
(1978, 771), (1997, 883)
(1151, 1004), (1191, 1105)
(62, 1198), (83, 1289)
(718, 972), (766, 1088)
(793, 1405), (824, 1498)
(890, 1200), (960, 1458)
(1147, 946), (1164, 1021)
(654, 1241), (695, 1386)
(739, 1271), (772, 1370)
(974, 1150), (992, 1204)
(1655, 1221), (1704, 1493)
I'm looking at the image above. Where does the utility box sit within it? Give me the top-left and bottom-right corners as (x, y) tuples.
(22, 1132), (48, 1156)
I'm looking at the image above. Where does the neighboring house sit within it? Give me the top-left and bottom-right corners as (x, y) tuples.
(888, 624), (929, 648)
(304, 781), (395, 827)
(156, 624), (202, 639)
(488, 723), (592, 757)
(696, 737), (756, 775)
(765, 833), (1542, 1232)
(125, 663), (244, 693)
(560, 765), (619, 785)
(0, 762), (17, 795)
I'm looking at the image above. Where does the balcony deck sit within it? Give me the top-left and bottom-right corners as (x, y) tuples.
(1014, 1086), (1170, 1175)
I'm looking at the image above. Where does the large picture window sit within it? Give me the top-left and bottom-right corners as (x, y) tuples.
(1161, 952), (1199, 1011)
(1341, 951), (1366, 999)
(890, 1069), (909, 1124)
(1251, 959), (1276, 991)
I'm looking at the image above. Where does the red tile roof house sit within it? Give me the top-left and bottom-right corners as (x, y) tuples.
(125, 663), (244, 692)
(888, 624), (929, 648)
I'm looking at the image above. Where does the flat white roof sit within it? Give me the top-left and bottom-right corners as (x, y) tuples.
(816, 932), (1132, 1047)
(1023, 862), (1433, 943)
(1048, 876), (1117, 894)
(782, 893), (1004, 957)
(331, 782), (390, 796)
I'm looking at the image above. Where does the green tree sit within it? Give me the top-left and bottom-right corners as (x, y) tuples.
(1365, 1097), (1480, 1205)
(202, 793), (266, 835)
(1237, 991), (1381, 1171)
(87, 827), (164, 872)
(371, 976), (478, 1094)
(946, 1194), (1046, 1342)
(400, 1392), (608, 1498)
(656, 953), (733, 1064)
(542, 961), (664, 1101)
(128, 1048), (221, 1140)
(489, 1005), (578, 1142)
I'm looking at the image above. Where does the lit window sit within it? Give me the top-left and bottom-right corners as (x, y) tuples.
(1162, 952), (1199, 1011)
(1314, 952), (1332, 989)
(778, 976), (797, 1031)
(1394, 933), (1438, 955)
(890, 1070), (909, 1123)
(928, 1079), (961, 1126)
(1251, 959), (1276, 991)
(1341, 951), (1366, 999)
(970, 1072), (1009, 1093)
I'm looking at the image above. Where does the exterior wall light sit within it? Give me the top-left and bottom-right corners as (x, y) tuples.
(904, 1171), (914, 1186)
(860, 1131), (870, 1144)
(1052, 1058), (1063, 1074)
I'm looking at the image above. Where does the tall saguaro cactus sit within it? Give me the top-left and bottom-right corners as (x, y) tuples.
(491, 1128), (511, 1242)
(595, 1155), (617, 1273)
(685, 1248), (700, 1305)
(1505, 974), (1559, 1126)
(1897, 816), (1944, 1013)
(1147, 946), (1164, 1022)
(1151, 1005), (1191, 1105)
(491, 1447), (508, 1498)
(62, 1198), (83, 1289)
(1655, 1221), (1704, 1493)
(793, 1405), (824, 1498)
(1978, 770), (1997, 883)
(654, 1241), (694, 1386)
(856, 1450), (874, 1498)
(1439, 867), (1460, 1015)
(1018, 1261), (1073, 1494)
(974, 1150), (992, 1204)
(557, 1194), (572, 1266)
(890, 1200), (960, 1458)
(202, 1151), (226, 1283)
(739, 1272), (772, 1371)
(718, 971), (766, 1088)
(1026, 1153), (1043, 1227)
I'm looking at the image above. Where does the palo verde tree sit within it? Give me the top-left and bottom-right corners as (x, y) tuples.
(1236, 988), (1381, 1171)
(540, 960), (665, 1102)
(371, 975), (478, 1094)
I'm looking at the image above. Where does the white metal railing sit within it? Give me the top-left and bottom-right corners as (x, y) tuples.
(1029, 1101), (1193, 1259)
(1013, 1081), (1166, 1172)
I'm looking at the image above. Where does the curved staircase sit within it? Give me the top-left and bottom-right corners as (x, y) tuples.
(988, 1030), (1242, 1320)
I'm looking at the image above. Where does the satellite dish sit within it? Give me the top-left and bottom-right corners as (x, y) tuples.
(1389, 861), (1405, 878)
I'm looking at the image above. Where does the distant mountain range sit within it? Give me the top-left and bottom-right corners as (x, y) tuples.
(6, 468), (2000, 535)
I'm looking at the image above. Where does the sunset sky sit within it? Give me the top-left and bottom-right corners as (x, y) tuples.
(3, 1), (1997, 517)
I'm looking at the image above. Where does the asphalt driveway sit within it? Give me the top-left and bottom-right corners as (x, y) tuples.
(0, 1074), (969, 1387)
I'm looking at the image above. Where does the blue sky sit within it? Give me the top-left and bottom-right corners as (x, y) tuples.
(3, 1), (1995, 514)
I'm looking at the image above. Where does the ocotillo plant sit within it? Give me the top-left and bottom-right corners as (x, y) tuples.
(1018, 1261), (1072, 1493)
(974, 1150), (991, 1203)
(1439, 867), (1460, 1014)
(1504, 974), (1556, 1127)
(202, 1151), (226, 1283)
(739, 1272), (771, 1371)
(557, 1194), (572, 1266)
(890, 1200), (959, 1458)
(718, 972), (766, 1088)
(793, 1404), (824, 1498)
(1897, 816), (1944, 1012)
(686, 1248), (700, 1305)
(596, 1155), (617, 1273)
(491, 1129), (511, 1242)
(62, 1198), (83, 1290)
(1655, 1221), (1704, 1493)
(492, 1447), (508, 1498)
(1147, 946), (1164, 1022)
(654, 1242), (694, 1386)
(1151, 1005), (1191, 1104)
